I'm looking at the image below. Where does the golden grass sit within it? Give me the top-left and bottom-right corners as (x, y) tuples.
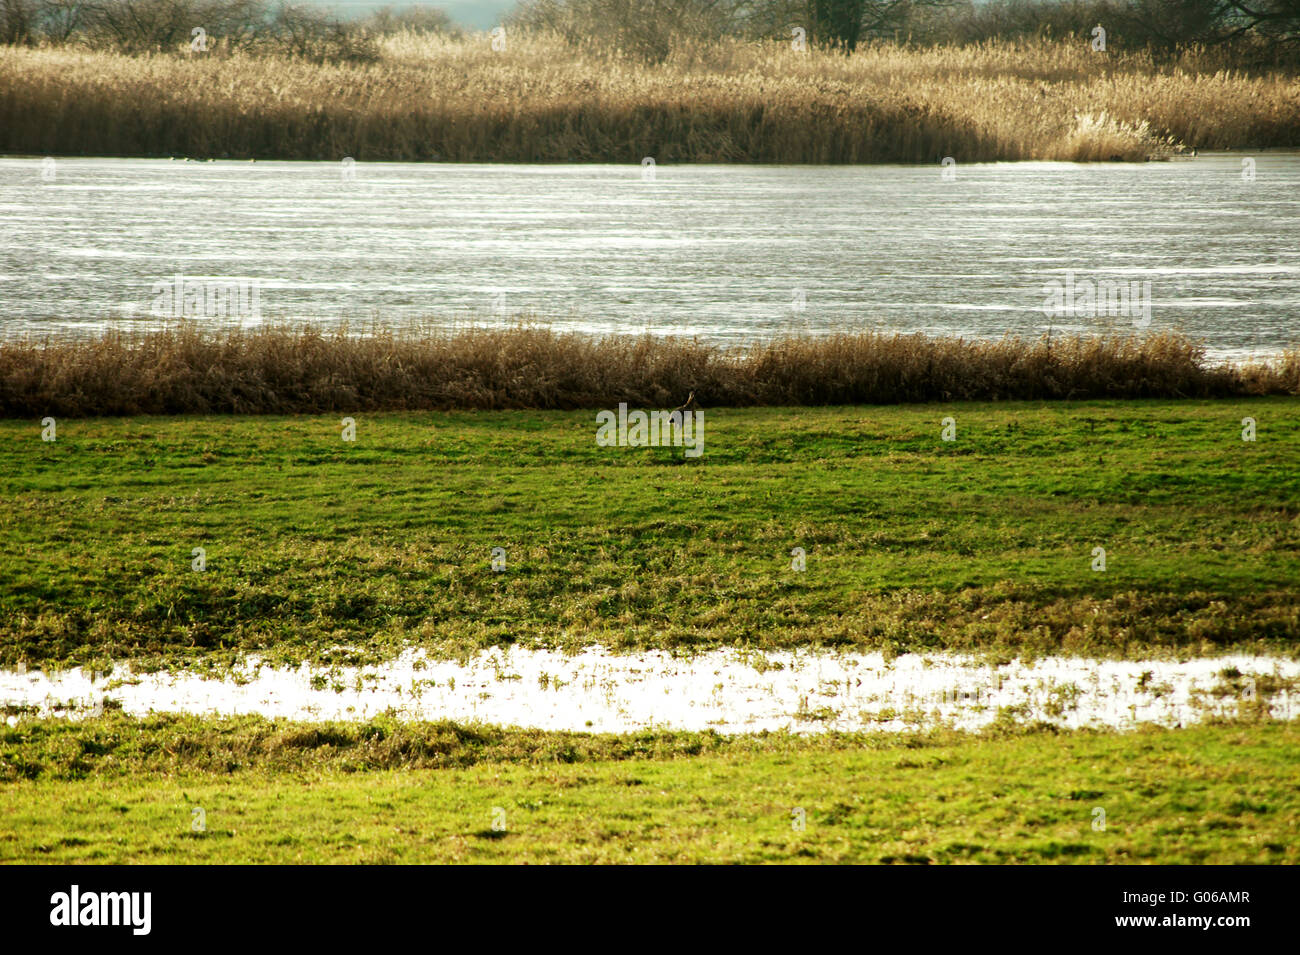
(2, 34), (1298, 162)
(3, 324), (1295, 416)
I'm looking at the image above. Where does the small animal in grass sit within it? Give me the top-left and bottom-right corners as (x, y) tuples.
(669, 392), (700, 461)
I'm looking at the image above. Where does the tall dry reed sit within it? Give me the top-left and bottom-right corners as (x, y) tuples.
(1, 35), (1297, 163)
(2, 325), (1295, 417)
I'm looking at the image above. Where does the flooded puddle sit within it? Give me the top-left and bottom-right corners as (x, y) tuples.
(2, 648), (1295, 733)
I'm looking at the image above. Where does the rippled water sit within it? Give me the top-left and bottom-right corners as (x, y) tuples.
(2, 649), (1294, 734)
(3, 154), (1299, 357)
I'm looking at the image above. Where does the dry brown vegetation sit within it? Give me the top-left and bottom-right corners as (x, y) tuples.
(2, 33), (1298, 162)
(3, 324), (1296, 416)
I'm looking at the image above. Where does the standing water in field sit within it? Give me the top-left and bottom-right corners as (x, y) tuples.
(2, 154), (1299, 359)
(1, 650), (1295, 734)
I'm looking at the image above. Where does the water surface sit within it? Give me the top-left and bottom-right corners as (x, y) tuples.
(2, 649), (1293, 734)
(2, 155), (1298, 357)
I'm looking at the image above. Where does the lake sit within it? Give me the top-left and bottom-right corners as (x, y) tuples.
(3, 154), (1298, 357)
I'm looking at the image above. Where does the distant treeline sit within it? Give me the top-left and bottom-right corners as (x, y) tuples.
(2, 325), (1296, 417)
(0, 0), (451, 59)
(2, 0), (1299, 63)
(511, 0), (1300, 63)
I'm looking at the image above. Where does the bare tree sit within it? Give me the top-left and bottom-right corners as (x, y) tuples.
(261, 2), (378, 61)
(359, 4), (456, 35)
(1118, 0), (1300, 49)
(35, 0), (90, 41)
(510, 0), (744, 60)
(1, 0), (35, 43)
(80, 0), (264, 52)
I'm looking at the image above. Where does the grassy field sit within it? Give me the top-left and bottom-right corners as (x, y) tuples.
(3, 383), (1297, 865)
(3, 34), (1299, 163)
(2, 398), (1298, 670)
(1, 716), (1294, 863)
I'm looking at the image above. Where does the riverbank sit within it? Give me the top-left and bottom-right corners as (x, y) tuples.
(4, 328), (1298, 417)
(3, 35), (1299, 163)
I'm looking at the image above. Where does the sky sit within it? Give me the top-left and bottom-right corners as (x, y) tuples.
(322, 0), (517, 29)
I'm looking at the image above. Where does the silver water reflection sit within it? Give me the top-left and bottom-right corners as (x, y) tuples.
(3, 155), (1298, 356)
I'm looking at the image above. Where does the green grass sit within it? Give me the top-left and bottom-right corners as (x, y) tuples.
(2, 398), (1298, 670)
(1, 716), (1294, 863)
(3, 399), (1296, 865)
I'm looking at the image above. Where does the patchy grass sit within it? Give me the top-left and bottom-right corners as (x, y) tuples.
(1, 398), (1297, 669)
(1, 717), (1294, 863)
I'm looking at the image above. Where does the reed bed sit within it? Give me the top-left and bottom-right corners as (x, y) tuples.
(2, 34), (1298, 163)
(3, 324), (1296, 416)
